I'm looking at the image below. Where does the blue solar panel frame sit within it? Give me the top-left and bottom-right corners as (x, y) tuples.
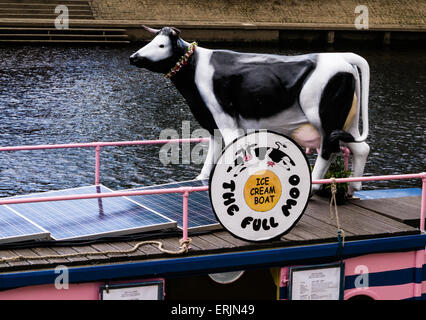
(0, 205), (50, 244)
(7, 185), (177, 241)
(125, 179), (220, 232)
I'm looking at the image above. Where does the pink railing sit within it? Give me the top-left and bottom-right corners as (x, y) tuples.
(0, 139), (424, 242)
(0, 138), (210, 185)
(314, 173), (426, 233)
(0, 138), (210, 242)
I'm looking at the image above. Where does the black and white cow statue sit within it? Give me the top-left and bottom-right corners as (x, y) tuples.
(130, 26), (370, 195)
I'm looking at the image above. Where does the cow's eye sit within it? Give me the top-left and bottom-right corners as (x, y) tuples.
(159, 44), (165, 48)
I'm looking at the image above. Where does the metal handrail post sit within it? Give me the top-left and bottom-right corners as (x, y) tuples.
(95, 145), (101, 185)
(182, 191), (189, 242)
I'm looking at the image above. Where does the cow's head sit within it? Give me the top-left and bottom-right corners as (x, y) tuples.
(129, 26), (185, 74)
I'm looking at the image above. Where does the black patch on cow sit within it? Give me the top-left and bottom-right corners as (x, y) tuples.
(268, 148), (287, 163)
(329, 130), (355, 144)
(171, 48), (218, 135)
(319, 72), (356, 160)
(210, 51), (317, 119)
(254, 147), (269, 160)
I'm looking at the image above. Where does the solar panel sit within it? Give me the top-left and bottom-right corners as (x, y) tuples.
(7, 185), (177, 241)
(126, 180), (220, 231)
(0, 205), (50, 244)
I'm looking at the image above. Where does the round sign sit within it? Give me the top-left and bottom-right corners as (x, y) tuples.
(209, 131), (311, 242)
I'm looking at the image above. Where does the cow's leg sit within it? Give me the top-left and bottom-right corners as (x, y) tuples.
(344, 141), (370, 195)
(311, 147), (334, 194)
(207, 124), (245, 176)
(343, 113), (370, 195)
(196, 120), (242, 180)
(196, 134), (222, 180)
(220, 127), (244, 146)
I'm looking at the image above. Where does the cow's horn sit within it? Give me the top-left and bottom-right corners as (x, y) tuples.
(141, 25), (160, 34)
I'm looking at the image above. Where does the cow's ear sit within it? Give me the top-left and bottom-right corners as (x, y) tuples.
(171, 27), (181, 37)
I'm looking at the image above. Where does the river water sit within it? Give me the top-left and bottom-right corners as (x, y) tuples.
(0, 43), (424, 197)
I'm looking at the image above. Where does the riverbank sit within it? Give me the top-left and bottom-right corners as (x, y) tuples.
(0, 0), (425, 44)
(90, 0), (426, 45)
(89, 0), (426, 26)
(1, 18), (425, 45)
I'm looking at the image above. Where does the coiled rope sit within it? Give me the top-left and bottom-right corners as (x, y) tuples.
(0, 238), (192, 263)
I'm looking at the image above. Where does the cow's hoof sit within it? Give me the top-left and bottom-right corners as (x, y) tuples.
(348, 182), (362, 196)
(196, 173), (210, 180)
(310, 184), (321, 197)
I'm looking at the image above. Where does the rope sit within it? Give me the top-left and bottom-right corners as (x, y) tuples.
(0, 238), (192, 263)
(329, 178), (345, 247)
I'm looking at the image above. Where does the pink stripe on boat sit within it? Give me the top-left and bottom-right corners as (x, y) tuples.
(0, 278), (164, 300)
(344, 283), (415, 300)
(344, 251), (419, 276)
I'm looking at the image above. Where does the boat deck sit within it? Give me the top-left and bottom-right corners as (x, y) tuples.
(0, 193), (422, 273)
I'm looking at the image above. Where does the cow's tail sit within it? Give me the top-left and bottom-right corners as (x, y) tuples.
(341, 52), (370, 142)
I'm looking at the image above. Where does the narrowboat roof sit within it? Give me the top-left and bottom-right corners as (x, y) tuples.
(0, 192), (424, 289)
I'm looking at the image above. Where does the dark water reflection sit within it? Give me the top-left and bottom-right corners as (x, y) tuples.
(0, 44), (424, 196)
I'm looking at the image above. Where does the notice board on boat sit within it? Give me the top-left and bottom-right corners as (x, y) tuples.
(99, 280), (164, 300)
(288, 263), (345, 300)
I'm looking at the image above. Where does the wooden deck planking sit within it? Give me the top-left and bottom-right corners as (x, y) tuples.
(123, 241), (161, 256)
(393, 196), (421, 207)
(72, 245), (110, 261)
(161, 237), (188, 252)
(51, 246), (87, 263)
(282, 232), (305, 242)
(212, 231), (252, 248)
(0, 195), (420, 272)
(339, 205), (410, 234)
(31, 247), (69, 265)
(351, 196), (422, 226)
(10, 248), (50, 266)
(190, 235), (223, 251)
(304, 199), (379, 237)
(285, 220), (326, 241)
(344, 202), (417, 231)
(0, 249), (30, 268)
(106, 241), (148, 258)
(296, 212), (342, 240)
(299, 213), (356, 237)
(90, 243), (128, 259)
(353, 199), (415, 221)
(304, 197), (416, 238)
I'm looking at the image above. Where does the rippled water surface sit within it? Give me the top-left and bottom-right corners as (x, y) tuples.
(0, 43), (424, 196)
